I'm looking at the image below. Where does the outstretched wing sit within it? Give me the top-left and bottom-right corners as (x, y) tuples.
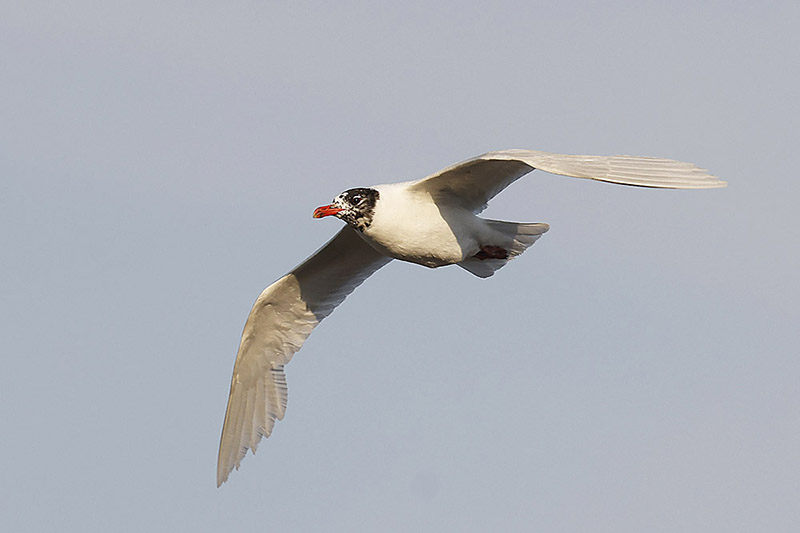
(217, 227), (391, 486)
(411, 149), (726, 213)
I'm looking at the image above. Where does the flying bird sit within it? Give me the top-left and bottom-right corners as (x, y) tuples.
(217, 149), (725, 486)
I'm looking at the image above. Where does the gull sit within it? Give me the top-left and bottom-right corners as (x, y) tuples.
(216, 149), (725, 486)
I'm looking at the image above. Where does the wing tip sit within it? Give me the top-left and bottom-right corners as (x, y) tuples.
(216, 461), (230, 487)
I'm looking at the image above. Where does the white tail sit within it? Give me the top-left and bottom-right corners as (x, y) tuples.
(458, 221), (549, 278)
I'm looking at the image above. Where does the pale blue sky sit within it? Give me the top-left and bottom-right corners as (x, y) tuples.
(2, 2), (798, 531)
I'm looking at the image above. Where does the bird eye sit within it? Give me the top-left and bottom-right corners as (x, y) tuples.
(352, 195), (362, 203)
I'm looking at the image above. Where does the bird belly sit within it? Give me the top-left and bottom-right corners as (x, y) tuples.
(361, 203), (480, 268)
(365, 231), (464, 267)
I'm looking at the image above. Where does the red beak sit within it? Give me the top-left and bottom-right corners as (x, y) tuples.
(313, 204), (343, 218)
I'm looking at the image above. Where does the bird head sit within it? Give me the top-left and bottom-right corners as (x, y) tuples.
(313, 188), (379, 232)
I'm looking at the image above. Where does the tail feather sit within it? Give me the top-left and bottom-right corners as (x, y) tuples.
(458, 221), (549, 278)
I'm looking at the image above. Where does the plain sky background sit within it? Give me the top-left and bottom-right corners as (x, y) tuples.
(2, 2), (798, 531)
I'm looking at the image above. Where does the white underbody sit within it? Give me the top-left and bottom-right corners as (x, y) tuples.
(359, 182), (508, 268)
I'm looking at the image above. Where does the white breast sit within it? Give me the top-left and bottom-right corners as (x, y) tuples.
(360, 182), (481, 267)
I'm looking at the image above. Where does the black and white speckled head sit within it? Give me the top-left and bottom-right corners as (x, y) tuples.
(313, 187), (380, 232)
